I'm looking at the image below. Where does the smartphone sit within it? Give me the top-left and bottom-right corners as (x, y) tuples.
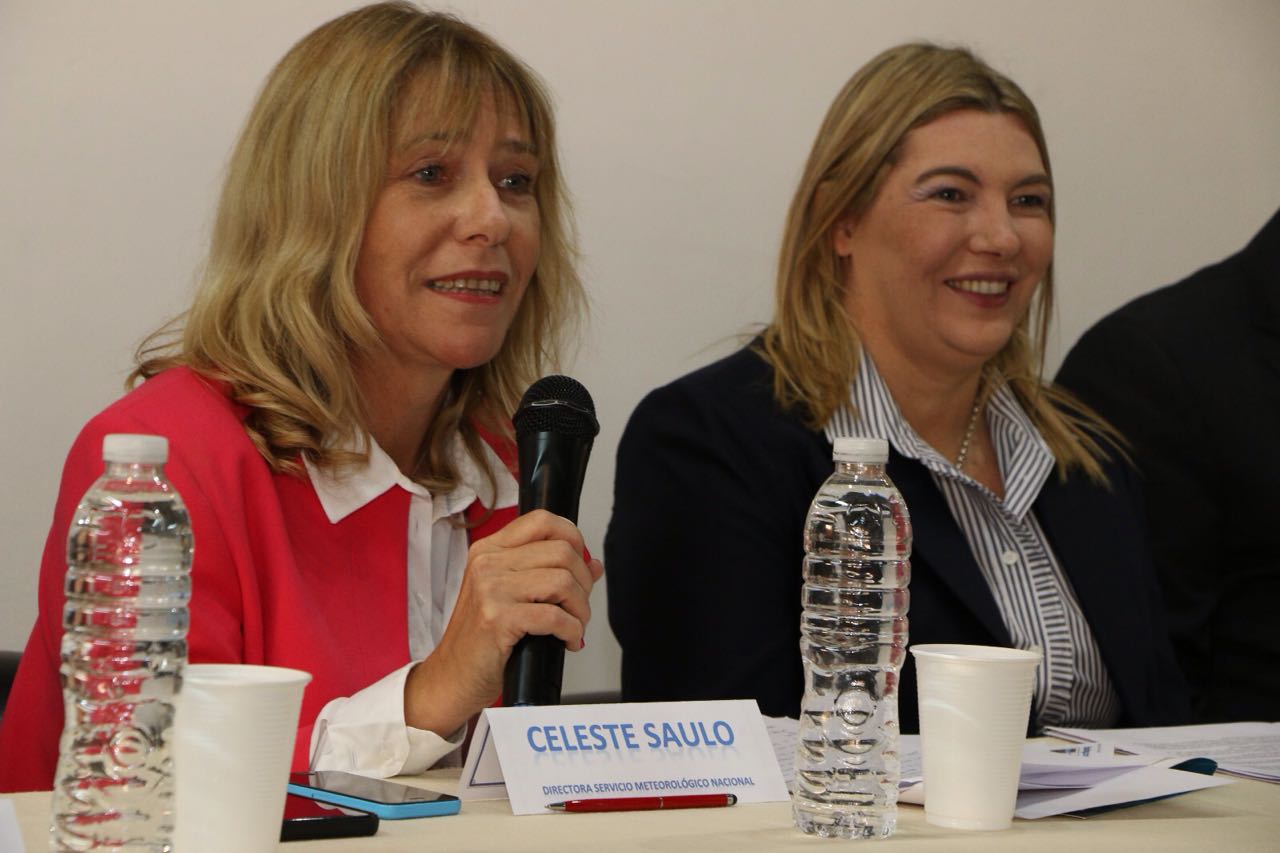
(281, 794), (379, 842)
(287, 770), (461, 820)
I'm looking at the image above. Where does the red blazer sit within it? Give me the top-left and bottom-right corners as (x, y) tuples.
(0, 367), (517, 793)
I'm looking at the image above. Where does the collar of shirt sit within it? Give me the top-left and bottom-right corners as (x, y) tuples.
(304, 432), (518, 523)
(824, 352), (1055, 521)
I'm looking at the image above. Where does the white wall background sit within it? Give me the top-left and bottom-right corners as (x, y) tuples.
(2, 0), (1278, 696)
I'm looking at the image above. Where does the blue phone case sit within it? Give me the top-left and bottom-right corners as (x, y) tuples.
(287, 773), (461, 820)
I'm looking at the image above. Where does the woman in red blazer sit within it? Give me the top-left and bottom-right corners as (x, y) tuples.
(0, 3), (599, 793)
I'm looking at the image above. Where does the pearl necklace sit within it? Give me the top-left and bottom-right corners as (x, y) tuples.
(954, 394), (983, 471)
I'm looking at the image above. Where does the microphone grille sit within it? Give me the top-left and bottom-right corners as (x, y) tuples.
(513, 375), (599, 438)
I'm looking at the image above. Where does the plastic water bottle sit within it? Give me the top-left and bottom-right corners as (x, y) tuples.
(792, 437), (911, 839)
(51, 434), (192, 851)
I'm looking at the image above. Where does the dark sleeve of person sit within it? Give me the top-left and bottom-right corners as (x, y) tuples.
(1056, 313), (1214, 717)
(1095, 452), (1192, 725)
(605, 361), (822, 718)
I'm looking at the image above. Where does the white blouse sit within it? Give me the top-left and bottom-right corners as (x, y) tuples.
(303, 434), (517, 776)
(824, 354), (1122, 730)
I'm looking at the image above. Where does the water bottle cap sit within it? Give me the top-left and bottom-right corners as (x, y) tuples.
(832, 436), (888, 463)
(102, 434), (169, 464)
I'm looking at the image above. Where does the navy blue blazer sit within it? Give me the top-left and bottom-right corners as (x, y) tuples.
(1057, 208), (1280, 722)
(606, 345), (1189, 732)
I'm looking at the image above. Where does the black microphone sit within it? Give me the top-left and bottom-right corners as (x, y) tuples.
(502, 375), (600, 706)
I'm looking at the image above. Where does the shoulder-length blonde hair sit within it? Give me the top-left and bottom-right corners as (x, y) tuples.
(759, 41), (1119, 483)
(133, 1), (583, 492)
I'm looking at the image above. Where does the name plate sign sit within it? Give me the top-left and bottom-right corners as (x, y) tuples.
(459, 700), (789, 815)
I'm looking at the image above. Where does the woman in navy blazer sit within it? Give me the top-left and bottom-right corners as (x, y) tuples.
(606, 43), (1188, 734)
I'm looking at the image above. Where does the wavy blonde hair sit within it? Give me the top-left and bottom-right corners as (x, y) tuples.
(759, 42), (1121, 483)
(133, 2), (583, 492)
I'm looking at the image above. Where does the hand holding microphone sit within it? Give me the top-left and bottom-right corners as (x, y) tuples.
(504, 375), (600, 706)
(403, 377), (600, 735)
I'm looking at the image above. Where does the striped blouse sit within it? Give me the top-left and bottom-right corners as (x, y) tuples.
(824, 354), (1122, 730)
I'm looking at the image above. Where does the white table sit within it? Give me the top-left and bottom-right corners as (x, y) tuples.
(10, 765), (1279, 851)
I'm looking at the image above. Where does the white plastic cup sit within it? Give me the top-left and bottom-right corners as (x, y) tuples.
(174, 664), (312, 852)
(910, 644), (1041, 831)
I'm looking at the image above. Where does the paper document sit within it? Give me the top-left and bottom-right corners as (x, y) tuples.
(763, 716), (799, 789)
(1016, 741), (1153, 789)
(767, 718), (1143, 791)
(1045, 722), (1280, 782)
(764, 715), (1232, 819)
(0, 799), (26, 853)
(1009, 764), (1232, 819)
(894, 740), (1228, 818)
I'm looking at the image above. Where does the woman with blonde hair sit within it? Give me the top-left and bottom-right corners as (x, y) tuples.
(1, 2), (600, 793)
(607, 42), (1187, 733)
